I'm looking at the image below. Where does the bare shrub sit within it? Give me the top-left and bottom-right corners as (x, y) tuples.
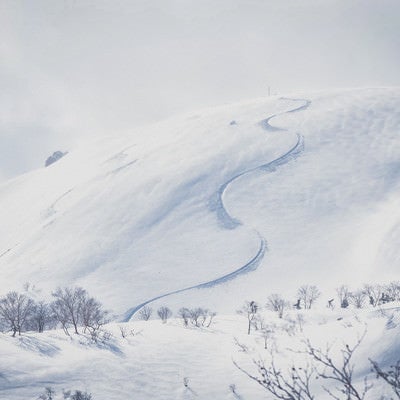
(119, 326), (128, 338)
(336, 285), (350, 308)
(364, 284), (383, 307)
(38, 388), (92, 400)
(349, 290), (367, 309)
(237, 301), (258, 335)
(157, 306), (172, 323)
(203, 309), (216, 328)
(80, 296), (108, 337)
(385, 282), (400, 303)
(234, 355), (315, 400)
(63, 389), (93, 400)
(304, 332), (372, 399)
(370, 359), (400, 399)
(178, 307), (216, 328)
(138, 305), (152, 321)
(266, 294), (290, 318)
(261, 324), (275, 350)
(119, 325), (141, 338)
(233, 337), (249, 353)
(236, 326), (374, 400)
(38, 387), (56, 400)
(190, 308), (215, 327)
(178, 307), (190, 326)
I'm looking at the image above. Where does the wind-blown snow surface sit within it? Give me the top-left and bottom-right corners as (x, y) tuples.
(0, 88), (400, 316)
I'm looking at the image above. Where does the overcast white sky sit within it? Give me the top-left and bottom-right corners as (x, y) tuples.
(0, 0), (399, 181)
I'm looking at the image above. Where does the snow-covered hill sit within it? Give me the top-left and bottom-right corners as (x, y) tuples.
(1, 304), (399, 400)
(0, 88), (399, 318)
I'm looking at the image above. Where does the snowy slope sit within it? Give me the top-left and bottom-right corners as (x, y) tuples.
(0, 305), (399, 400)
(0, 88), (399, 318)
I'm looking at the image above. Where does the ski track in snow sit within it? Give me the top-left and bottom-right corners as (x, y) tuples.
(123, 98), (310, 321)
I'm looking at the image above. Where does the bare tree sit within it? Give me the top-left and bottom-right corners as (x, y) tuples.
(234, 355), (315, 400)
(157, 306), (172, 323)
(68, 391), (92, 400)
(384, 282), (400, 303)
(138, 305), (152, 321)
(38, 387), (56, 400)
(204, 310), (217, 328)
(178, 307), (190, 326)
(51, 300), (71, 336)
(266, 294), (290, 318)
(297, 285), (321, 310)
(233, 337), (249, 353)
(39, 387), (92, 400)
(30, 301), (53, 333)
(261, 324), (275, 350)
(80, 296), (108, 339)
(0, 291), (34, 336)
(119, 325), (128, 338)
(188, 307), (203, 327)
(336, 285), (350, 308)
(304, 332), (372, 399)
(370, 359), (400, 399)
(238, 301), (258, 335)
(349, 290), (367, 309)
(51, 287), (87, 334)
(363, 284), (383, 307)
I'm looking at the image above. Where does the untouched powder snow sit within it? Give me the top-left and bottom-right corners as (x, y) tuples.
(0, 88), (399, 317)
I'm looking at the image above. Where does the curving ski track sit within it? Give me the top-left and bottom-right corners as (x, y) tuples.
(123, 98), (310, 321)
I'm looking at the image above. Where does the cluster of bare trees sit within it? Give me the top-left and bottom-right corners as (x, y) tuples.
(238, 281), (400, 331)
(234, 281), (400, 399)
(0, 286), (108, 338)
(336, 281), (400, 309)
(136, 305), (217, 328)
(136, 305), (172, 323)
(38, 386), (92, 400)
(237, 285), (320, 335)
(178, 307), (216, 328)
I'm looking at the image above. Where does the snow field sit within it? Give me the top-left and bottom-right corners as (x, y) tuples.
(0, 303), (398, 399)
